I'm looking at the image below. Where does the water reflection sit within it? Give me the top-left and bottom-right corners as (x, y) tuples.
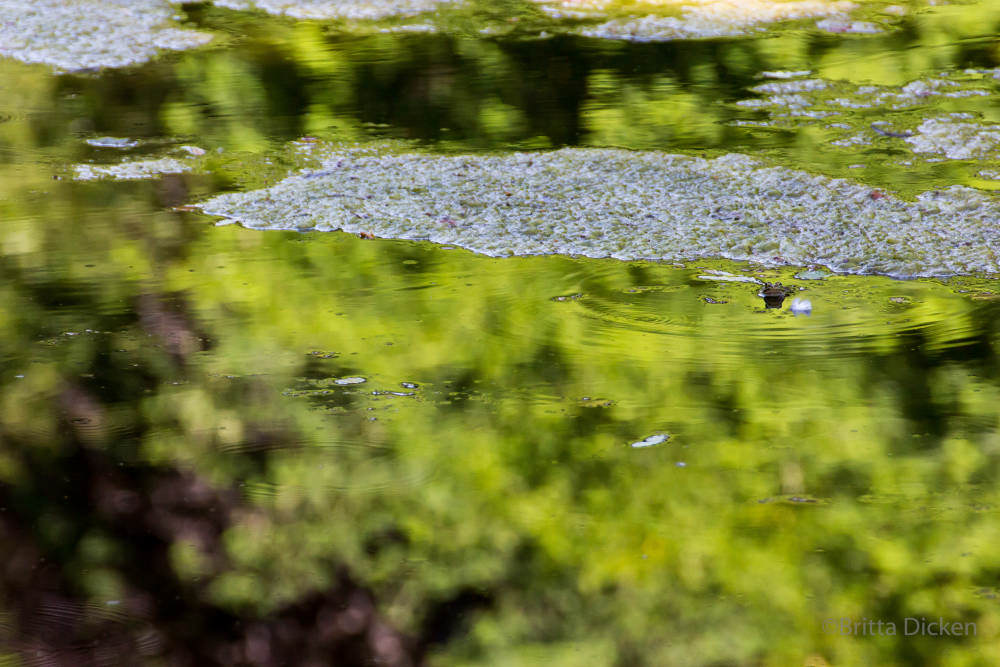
(3, 200), (1000, 662)
(29, 12), (997, 170)
(3, 3), (1000, 665)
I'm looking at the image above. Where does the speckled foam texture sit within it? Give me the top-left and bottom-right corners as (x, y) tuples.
(906, 117), (1000, 160)
(195, 146), (1000, 278)
(0, 0), (212, 72)
(562, 0), (858, 41)
(733, 70), (1000, 162)
(211, 0), (461, 20)
(73, 157), (193, 180)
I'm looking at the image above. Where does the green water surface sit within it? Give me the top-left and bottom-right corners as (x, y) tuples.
(2, 2), (1000, 665)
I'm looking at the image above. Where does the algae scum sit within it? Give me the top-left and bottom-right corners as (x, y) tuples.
(196, 145), (1000, 277)
(7, 0), (1000, 665)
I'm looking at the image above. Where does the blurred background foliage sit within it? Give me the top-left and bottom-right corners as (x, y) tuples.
(2, 1), (1000, 665)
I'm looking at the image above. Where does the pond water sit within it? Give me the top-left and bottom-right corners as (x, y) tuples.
(2, 1), (1000, 665)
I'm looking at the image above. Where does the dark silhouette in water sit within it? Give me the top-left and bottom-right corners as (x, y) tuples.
(0, 292), (423, 666)
(759, 282), (793, 309)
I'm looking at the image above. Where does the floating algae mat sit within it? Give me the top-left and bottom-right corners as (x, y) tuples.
(0, 0), (212, 72)
(9, 0), (1000, 664)
(197, 146), (1000, 278)
(566, 0), (867, 41)
(73, 157), (195, 181)
(212, 0), (462, 20)
(0, 0), (455, 72)
(0, 0), (922, 74)
(734, 69), (1000, 163)
(213, 0), (887, 38)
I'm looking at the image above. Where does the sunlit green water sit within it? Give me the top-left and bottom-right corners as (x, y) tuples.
(3, 2), (1000, 665)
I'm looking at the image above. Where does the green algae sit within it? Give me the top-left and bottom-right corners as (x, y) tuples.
(5, 0), (1000, 665)
(7, 115), (1000, 665)
(907, 116), (1000, 160)
(0, 0), (212, 72)
(0, 0), (964, 78)
(212, 0), (463, 20)
(734, 69), (1000, 166)
(207, 0), (875, 39)
(571, 0), (861, 41)
(195, 144), (1000, 278)
(72, 157), (196, 181)
(202, 0), (932, 35)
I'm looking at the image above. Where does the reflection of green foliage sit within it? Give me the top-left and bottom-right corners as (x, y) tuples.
(27, 0), (1000, 185)
(3, 154), (1000, 664)
(4, 2), (1000, 664)
(583, 70), (726, 147)
(5, 0), (995, 177)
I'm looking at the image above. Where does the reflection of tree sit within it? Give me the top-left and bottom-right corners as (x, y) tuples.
(2, 170), (1000, 664)
(28, 33), (820, 151)
(28, 11), (998, 166)
(5, 7), (1000, 663)
(0, 291), (418, 665)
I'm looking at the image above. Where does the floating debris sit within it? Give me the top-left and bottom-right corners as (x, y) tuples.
(196, 145), (1000, 278)
(630, 433), (670, 448)
(73, 158), (193, 181)
(0, 0), (213, 72)
(758, 495), (827, 504)
(870, 122), (912, 139)
(334, 376), (367, 385)
(579, 397), (614, 408)
(703, 296), (728, 304)
(86, 137), (139, 149)
(400, 382), (419, 389)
